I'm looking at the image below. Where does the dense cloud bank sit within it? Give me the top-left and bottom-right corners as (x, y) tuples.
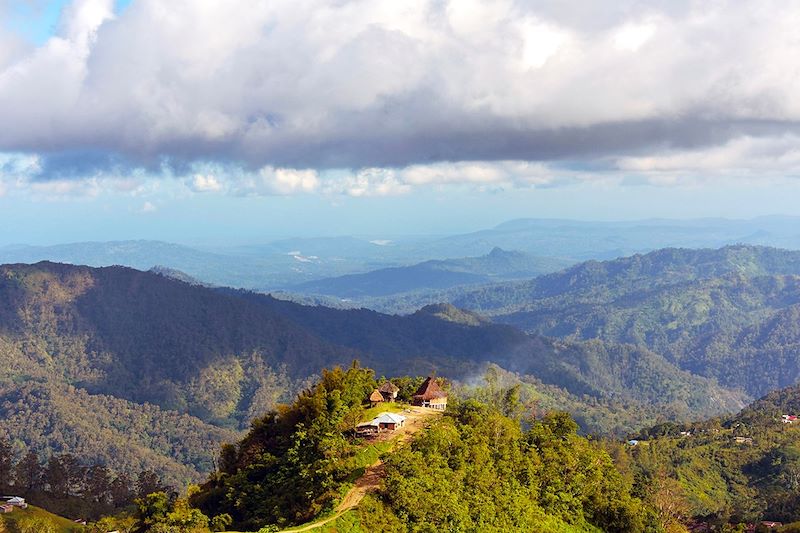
(1, 0), (800, 193)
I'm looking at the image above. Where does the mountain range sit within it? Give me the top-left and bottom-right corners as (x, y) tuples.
(0, 256), (754, 487)
(426, 245), (800, 398)
(3, 216), (800, 293)
(287, 247), (572, 298)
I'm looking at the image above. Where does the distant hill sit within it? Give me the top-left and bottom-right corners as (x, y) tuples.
(628, 381), (800, 526)
(423, 245), (800, 397)
(4, 216), (800, 294)
(289, 248), (572, 298)
(0, 261), (748, 484)
(0, 240), (394, 289)
(412, 216), (800, 260)
(0, 377), (237, 488)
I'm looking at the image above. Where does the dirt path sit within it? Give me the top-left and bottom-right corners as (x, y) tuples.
(279, 407), (441, 532)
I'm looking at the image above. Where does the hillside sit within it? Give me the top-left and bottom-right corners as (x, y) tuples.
(289, 248), (572, 298)
(0, 378), (238, 488)
(0, 504), (84, 533)
(0, 240), (392, 290)
(0, 260), (750, 486)
(387, 245), (800, 397)
(626, 382), (800, 527)
(192, 365), (657, 532)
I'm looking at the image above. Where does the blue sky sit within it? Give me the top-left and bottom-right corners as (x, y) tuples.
(4, 0), (131, 44)
(1, 1), (800, 245)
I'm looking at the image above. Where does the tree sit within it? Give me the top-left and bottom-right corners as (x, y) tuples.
(110, 473), (133, 507)
(137, 489), (211, 533)
(0, 437), (12, 489)
(135, 491), (172, 528)
(502, 384), (524, 421)
(15, 450), (41, 492)
(210, 513), (232, 532)
(136, 469), (163, 498)
(85, 514), (138, 533)
(43, 456), (68, 496)
(86, 464), (111, 503)
(59, 453), (85, 496)
(651, 471), (691, 532)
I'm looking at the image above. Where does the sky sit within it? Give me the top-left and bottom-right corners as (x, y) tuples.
(1, 0), (800, 245)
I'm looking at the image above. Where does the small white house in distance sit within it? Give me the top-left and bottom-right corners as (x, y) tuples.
(357, 412), (407, 434)
(372, 412), (406, 431)
(2, 497), (28, 509)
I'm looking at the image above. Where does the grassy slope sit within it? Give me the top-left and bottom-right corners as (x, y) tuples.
(0, 505), (84, 533)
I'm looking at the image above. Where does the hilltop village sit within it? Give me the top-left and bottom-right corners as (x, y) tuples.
(358, 376), (448, 437)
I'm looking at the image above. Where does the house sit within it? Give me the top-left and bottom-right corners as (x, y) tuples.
(782, 414), (797, 424)
(378, 381), (400, 402)
(412, 376), (447, 410)
(0, 504), (13, 513)
(627, 440), (639, 446)
(761, 521), (783, 529)
(368, 389), (384, 407)
(356, 412), (407, 435)
(372, 412), (406, 431)
(2, 497), (27, 509)
(734, 436), (753, 445)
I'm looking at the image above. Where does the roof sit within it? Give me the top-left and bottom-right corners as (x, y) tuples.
(413, 376), (447, 401)
(359, 412), (406, 427)
(378, 381), (399, 394)
(373, 412), (406, 424)
(369, 389), (384, 402)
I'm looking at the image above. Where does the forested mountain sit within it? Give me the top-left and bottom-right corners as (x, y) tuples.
(0, 261), (747, 489)
(289, 248), (572, 298)
(192, 364), (657, 532)
(384, 245), (800, 398)
(625, 382), (800, 528)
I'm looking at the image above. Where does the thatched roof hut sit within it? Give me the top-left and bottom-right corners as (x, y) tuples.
(378, 381), (400, 401)
(412, 377), (447, 410)
(368, 389), (384, 406)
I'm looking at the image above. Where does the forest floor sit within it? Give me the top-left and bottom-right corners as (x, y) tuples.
(277, 406), (443, 533)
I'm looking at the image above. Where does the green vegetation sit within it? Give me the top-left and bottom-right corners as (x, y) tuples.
(430, 245), (800, 398)
(192, 363), (379, 531)
(623, 382), (800, 528)
(0, 378), (238, 488)
(358, 401), (653, 532)
(0, 504), (84, 533)
(189, 364), (658, 532)
(0, 258), (752, 488)
(8, 247), (800, 523)
(301, 510), (362, 533)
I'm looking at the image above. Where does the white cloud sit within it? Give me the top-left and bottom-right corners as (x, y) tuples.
(188, 173), (223, 192)
(617, 135), (800, 176)
(233, 167), (320, 196)
(140, 200), (156, 213)
(612, 19), (658, 52)
(29, 178), (102, 199)
(0, 0), (799, 177)
(325, 168), (412, 197)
